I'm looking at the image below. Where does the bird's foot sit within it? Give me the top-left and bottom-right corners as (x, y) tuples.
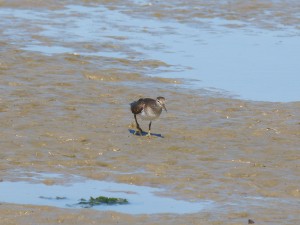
(133, 130), (140, 135)
(134, 129), (144, 136)
(146, 131), (151, 137)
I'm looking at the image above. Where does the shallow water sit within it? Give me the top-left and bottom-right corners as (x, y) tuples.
(0, 1), (300, 224)
(0, 172), (212, 214)
(1, 2), (299, 101)
(1, 171), (299, 220)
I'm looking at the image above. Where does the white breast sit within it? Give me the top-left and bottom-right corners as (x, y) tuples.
(139, 109), (160, 121)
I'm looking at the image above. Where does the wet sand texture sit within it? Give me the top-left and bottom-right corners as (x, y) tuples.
(1, 0), (300, 224)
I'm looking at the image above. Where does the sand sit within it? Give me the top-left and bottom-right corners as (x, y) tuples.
(0, 1), (300, 224)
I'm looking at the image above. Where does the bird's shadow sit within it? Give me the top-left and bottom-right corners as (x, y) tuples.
(128, 129), (164, 138)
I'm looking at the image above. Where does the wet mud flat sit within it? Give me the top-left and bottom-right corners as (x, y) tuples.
(1, 0), (300, 224)
(1, 56), (299, 225)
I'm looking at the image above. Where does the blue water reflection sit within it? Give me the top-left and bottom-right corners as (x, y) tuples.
(0, 173), (213, 214)
(1, 4), (299, 102)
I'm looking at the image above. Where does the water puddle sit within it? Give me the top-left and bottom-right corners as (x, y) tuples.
(0, 172), (213, 214)
(1, 3), (299, 101)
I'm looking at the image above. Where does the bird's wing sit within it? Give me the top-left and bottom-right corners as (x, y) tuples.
(130, 98), (145, 114)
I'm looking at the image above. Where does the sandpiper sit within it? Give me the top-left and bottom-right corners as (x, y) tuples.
(130, 97), (167, 136)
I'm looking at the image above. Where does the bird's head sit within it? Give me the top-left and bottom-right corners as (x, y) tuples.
(156, 97), (167, 112)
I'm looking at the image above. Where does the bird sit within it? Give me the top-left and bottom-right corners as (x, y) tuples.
(130, 97), (167, 136)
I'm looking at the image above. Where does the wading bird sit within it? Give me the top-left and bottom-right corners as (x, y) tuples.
(130, 97), (167, 136)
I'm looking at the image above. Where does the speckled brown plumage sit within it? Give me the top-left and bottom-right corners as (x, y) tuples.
(130, 97), (167, 136)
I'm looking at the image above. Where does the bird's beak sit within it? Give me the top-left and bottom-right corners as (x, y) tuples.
(163, 104), (167, 112)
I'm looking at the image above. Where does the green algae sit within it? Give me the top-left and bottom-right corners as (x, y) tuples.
(78, 196), (129, 208)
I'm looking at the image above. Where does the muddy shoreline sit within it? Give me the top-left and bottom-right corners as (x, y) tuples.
(1, 49), (299, 223)
(1, 1), (300, 224)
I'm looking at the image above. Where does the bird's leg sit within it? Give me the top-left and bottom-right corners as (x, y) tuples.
(146, 121), (152, 137)
(134, 114), (143, 135)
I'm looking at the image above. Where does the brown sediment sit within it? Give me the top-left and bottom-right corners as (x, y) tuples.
(1, 1), (300, 224)
(1, 48), (300, 224)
